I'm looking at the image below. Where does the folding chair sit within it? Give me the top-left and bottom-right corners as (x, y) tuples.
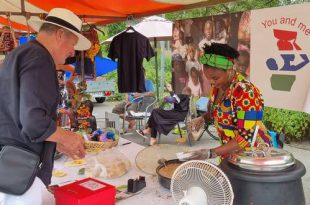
(105, 112), (121, 135)
(122, 96), (157, 132)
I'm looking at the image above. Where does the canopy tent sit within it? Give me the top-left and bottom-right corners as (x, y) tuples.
(0, 0), (235, 32)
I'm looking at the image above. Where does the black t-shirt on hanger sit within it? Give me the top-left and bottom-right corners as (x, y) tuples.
(108, 30), (154, 93)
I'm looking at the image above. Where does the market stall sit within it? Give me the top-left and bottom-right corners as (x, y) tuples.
(1, 1), (308, 205)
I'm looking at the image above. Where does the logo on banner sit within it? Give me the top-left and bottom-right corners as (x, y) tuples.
(263, 18), (309, 91)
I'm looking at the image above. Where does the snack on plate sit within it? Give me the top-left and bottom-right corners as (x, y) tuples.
(52, 170), (67, 177)
(64, 159), (86, 166)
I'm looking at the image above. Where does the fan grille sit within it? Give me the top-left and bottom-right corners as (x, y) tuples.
(171, 160), (234, 205)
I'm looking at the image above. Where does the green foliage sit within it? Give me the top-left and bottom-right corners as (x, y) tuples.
(143, 50), (172, 85)
(97, 23), (127, 56)
(263, 107), (310, 141)
(165, 0), (307, 20)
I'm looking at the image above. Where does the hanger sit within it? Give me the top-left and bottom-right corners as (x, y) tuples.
(125, 25), (135, 33)
(125, 15), (136, 33)
(83, 22), (105, 35)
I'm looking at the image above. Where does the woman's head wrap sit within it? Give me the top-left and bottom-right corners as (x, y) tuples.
(200, 43), (239, 70)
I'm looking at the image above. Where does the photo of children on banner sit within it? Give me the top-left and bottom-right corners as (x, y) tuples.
(187, 67), (202, 96)
(185, 44), (202, 96)
(198, 19), (215, 52)
(237, 11), (251, 52)
(172, 54), (187, 94)
(172, 11), (250, 96)
(235, 50), (250, 80)
(172, 22), (187, 59)
(214, 18), (230, 44)
(237, 11), (251, 80)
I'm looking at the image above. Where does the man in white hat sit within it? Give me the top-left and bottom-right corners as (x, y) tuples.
(0, 8), (90, 204)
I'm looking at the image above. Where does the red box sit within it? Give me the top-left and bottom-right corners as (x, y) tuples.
(54, 178), (116, 205)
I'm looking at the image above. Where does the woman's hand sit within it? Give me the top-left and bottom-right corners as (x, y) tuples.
(164, 96), (176, 103)
(188, 116), (205, 131)
(182, 149), (217, 161)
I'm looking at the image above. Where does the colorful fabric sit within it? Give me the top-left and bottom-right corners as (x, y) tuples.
(208, 73), (272, 149)
(83, 29), (100, 62)
(0, 32), (15, 52)
(199, 53), (234, 70)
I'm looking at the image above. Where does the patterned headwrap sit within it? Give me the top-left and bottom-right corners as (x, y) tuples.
(199, 53), (234, 70)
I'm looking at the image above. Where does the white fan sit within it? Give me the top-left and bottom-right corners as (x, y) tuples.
(171, 160), (234, 205)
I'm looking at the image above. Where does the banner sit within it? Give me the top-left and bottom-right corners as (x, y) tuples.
(171, 11), (250, 96)
(251, 3), (310, 113)
(171, 3), (310, 113)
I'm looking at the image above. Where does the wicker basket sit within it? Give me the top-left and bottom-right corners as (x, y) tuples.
(84, 139), (119, 153)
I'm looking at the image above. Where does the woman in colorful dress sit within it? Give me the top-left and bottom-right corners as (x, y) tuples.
(187, 43), (273, 160)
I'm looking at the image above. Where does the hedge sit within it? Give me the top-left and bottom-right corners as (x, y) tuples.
(263, 107), (310, 142)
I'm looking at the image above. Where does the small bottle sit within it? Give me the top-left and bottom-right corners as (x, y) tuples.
(57, 74), (71, 130)
(59, 110), (71, 130)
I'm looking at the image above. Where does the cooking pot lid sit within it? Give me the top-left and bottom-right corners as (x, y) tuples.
(228, 145), (295, 172)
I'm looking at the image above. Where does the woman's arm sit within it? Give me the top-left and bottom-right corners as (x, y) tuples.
(213, 139), (241, 156)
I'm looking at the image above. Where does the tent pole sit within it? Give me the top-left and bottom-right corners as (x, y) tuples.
(81, 51), (85, 81)
(154, 37), (159, 101)
(160, 41), (165, 99)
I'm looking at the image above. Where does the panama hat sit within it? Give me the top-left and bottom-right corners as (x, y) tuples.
(28, 8), (91, 51)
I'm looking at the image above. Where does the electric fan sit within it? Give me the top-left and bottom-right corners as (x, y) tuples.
(171, 160), (234, 205)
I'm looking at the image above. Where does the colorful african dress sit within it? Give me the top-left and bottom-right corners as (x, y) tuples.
(208, 72), (272, 149)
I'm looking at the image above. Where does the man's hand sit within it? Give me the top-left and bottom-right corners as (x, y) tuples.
(57, 130), (85, 159)
(48, 127), (85, 160)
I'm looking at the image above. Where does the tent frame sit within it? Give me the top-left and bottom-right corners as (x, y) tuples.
(0, 0), (235, 24)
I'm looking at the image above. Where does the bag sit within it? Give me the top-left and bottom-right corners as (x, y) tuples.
(268, 131), (285, 149)
(0, 145), (41, 195)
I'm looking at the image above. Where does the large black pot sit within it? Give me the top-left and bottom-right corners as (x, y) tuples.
(220, 159), (306, 205)
(156, 159), (183, 189)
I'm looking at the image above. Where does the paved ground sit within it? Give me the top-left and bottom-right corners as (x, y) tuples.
(93, 101), (310, 204)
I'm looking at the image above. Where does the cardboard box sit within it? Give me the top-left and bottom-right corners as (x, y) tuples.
(54, 178), (116, 205)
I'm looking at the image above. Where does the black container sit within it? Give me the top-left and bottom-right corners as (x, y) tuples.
(156, 159), (183, 189)
(220, 159), (306, 205)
